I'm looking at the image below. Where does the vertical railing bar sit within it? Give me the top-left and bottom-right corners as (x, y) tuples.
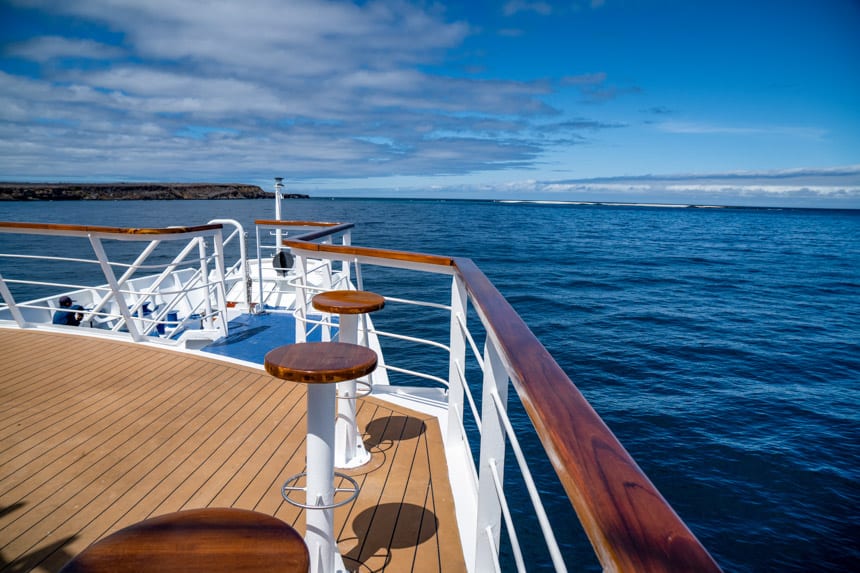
(489, 388), (568, 572)
(354, 259), (364, 291)
(197, 237), (215, 329)
(342, 230), (352, 284)
(294, 254), (308, 343)
(489, 458), (527, 572)
(255, 225), (265, 310)
(210, 230), (229, 337)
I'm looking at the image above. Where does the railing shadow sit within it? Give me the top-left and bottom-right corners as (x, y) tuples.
(342, 503), (439, 572)
(0, 503), (78, 573)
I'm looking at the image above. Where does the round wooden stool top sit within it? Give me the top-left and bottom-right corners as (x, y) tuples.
(265, 342), (377, 384)
(59, 507), (309, 573)
(312, 290), (385, 314)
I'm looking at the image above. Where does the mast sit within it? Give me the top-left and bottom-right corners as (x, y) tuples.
(274, 177), (284, 248)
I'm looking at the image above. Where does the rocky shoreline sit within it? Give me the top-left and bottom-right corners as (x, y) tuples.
(0, 183), (310, 201)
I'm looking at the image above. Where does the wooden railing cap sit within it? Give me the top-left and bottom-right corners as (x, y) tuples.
(0, 221), (223, 236)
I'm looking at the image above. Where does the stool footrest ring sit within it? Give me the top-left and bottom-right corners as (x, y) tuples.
(281, 471), (360, 510)
(337, 380), (372, 400)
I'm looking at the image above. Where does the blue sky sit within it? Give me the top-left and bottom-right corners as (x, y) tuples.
(1, 0), (858, 207)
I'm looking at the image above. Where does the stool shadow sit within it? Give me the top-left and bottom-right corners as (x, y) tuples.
(342, 503), (438, 571)
(363, 415), (426, 451)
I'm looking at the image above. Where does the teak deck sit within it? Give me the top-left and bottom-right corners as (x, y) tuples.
(0, 329), (464, 572)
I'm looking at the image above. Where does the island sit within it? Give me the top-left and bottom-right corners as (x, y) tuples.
(0, 183), (310, 201)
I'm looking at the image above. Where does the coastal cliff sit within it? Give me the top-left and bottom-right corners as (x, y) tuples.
(0, 183), (309, 201)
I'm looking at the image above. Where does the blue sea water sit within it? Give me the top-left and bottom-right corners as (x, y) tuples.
(1, 198), (858, 571)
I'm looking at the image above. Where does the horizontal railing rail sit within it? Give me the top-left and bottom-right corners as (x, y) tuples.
(0, 222), (232, 343)
(282, 233), (721, 573)
(0, 221), (223, 237)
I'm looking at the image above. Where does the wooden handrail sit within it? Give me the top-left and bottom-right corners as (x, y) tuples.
(254, 219), (347, 227)
(283, 239), (455, 268)
(0, 221), (222, 237)
(453, 257), (721, 572)
(285, 232), (721, 571)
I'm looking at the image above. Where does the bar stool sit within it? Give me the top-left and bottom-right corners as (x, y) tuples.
(311, 290), (385, 469)
(265, 341), (377, 573)
(59, 507), (309, 572)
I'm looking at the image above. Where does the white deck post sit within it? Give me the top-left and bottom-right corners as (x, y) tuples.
(341, 230), (352, 285)
(446, 275), (468, 449)
(333, 313), (371, 468)
(255, 225), (265, 310)
(305, 383), (338, 573)
(274, 178), (284, 247)
(295, 255), (308, 343)
(210, 230), (229, 337)
(197, 237), (215, 329)
(474, 339), (509, 572)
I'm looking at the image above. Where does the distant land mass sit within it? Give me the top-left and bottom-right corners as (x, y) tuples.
(0, 183), (310, 201)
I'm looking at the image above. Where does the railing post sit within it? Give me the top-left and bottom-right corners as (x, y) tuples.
(0, 275), (28, 327)
(207, 219), (250, 311)
(447, 275), (468, 449)
(295, 255), (308, 343)
(197, 237), (215, 330)
(88, 238), (161, 328)
(474, 339), (509, 572)
(88, 235), (143, 341)
(255, 225), (265, 310)
(342, 230), (352, 285)
(211, 230), (229, 337)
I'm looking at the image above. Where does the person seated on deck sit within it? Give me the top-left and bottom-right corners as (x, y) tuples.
(52, 295), (84, 326)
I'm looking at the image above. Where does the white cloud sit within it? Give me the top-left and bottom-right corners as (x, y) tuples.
(503, 1), (553, 16)
(316, 166), (860, 207)
(657, 121), (826, 140)
(2, 0), (570, 180)
(5, 36), (125, 61)
(665, 184), (860, 196)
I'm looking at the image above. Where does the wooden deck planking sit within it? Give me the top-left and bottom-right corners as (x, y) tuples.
(0, 328), (465, 572)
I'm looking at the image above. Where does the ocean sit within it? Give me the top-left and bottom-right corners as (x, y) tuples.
(1, 198), (858, 571)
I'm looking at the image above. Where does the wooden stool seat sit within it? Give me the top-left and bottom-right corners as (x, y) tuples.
(59, 508), (309, 573)
(311, 290), (385, 315)
(264, 341), (377, 384)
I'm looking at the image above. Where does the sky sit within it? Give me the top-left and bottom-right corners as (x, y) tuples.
(0, 0), (859, 207)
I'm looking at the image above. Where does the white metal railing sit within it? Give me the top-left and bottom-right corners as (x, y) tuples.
(253, 221), (353, 318)
(1, 215), (718, 572)
(284, 237), (567, 572)
(208, 219), (250, 308)
(0, 222), (237, 343)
